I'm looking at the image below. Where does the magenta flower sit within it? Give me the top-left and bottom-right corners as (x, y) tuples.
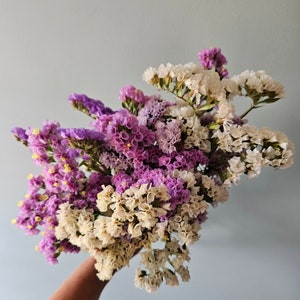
(198, 47), (228, 78)
(137, 95), (172, 127)
(94, 110), (156, 160)
(11, 127), (29, 145)
(119, 85), (148, 104)
(68, 93), (114, 118)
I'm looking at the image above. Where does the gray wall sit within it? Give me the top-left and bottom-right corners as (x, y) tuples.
(1, 1), (299, 299)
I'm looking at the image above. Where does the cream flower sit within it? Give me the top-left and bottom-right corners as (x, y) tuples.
(157, 63), (173, 78)
(225, 157), (246, 186)
(215, 98), (235, 120)
(142, 67), (157, 83)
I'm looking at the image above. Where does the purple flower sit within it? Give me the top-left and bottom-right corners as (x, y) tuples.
(200, 114), (215, 126)
(197, 211), (208, 224)
(112, 172), (134, 193)
(59, 239), (80, 254)
(59, 128), (104, 141)
(84, 172), (111, 210)
(137, 96), (172, 127)
(164, 177), (190, 202)
(119, 85), (148, 104)
(38, 232), (58, 264)
(99, 149), (132, 172)
(134, 168), (190, 215)
(205, 149), (233, 183)
(11, 127), (29, 144)
(198, 47), (228, 79)
(155, 118), (183, 154)
(68, 94), (114, 118)
(159, 149), (209, 171)
(94, 110), (156, 160)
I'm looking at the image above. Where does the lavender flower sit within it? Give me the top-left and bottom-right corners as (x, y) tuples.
(198, 47), (229, 79)
(112, 172), (134, 193)
(11, 127), (29, 145)
(68, 93), (114, 118)
(94, 109), (156, 160)
(137, 95), (172, 127)
(59, 128), (104, 140)
(119, 85), (148, 104)
(159, 149), (209, 171)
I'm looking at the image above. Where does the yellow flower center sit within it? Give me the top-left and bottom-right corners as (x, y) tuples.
(64, 164), (71, 173)
(32, 128), (40, 135)
(39, 194), (49, 201)
(32, 153), (40, 159)
(48, 167), (55, 174)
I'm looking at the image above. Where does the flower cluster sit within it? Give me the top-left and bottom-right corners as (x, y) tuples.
(12, 47), (294, 292)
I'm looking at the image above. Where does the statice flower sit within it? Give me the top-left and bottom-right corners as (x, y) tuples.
(158, 149), (208, 171)
(12, 121), (109, 263)
(12, 47), (294, 293)
(137, 95), (172, 127)
(155, 118), (183, 154)
(68, 93), (114, 118)
(119, 84), (148, 104)
(59, 128), (104, 141)
(94, 109), (156, 160)
(99, 149), (132, 172)
(11, 127), (29, 145)
(231, 70), (285, 118)
(198, 47), (229, 79)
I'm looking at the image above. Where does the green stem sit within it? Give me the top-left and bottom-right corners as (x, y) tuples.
(239, 103), (256, 119)
(165, 86), (199, 113)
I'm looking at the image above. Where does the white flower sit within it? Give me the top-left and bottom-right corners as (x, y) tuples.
(212, 129), (233, 152)
(246, 70), (264, 92)
(257, 70), (285, 97)
(77, 209), (94, 235)
(185, 73), (204, 91)
(263, 141), (295, 169)
(232, 70), (263, 91)
(245, 149), (264, 178)
(170, 64), (190, 81)
(143, 67), (157, 83)
(176, 265), (190, 282)
(97, 185), (114, 212)
(225, 157), (246, 185)
(128, 222), (143, 238)
(134, 269), (163, 293)
(152, 221), (168, 240)
(157, 63), (173, 78)
(222, 78), (239, 98)
(93, 216), (115, 247)
(135, 210), (157, 229)
(94, 254), (116, 280)
(215, 98), (235, 120)
(232, 70), (285, 98)
(184, 61), (203, 73)
(163, 269), (179, 287)
(264, 79), (285, 97)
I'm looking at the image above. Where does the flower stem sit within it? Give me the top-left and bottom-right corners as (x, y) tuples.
(240, 103), (256, 119)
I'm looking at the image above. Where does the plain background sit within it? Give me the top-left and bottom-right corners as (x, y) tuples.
(1, 1), (299, 299)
